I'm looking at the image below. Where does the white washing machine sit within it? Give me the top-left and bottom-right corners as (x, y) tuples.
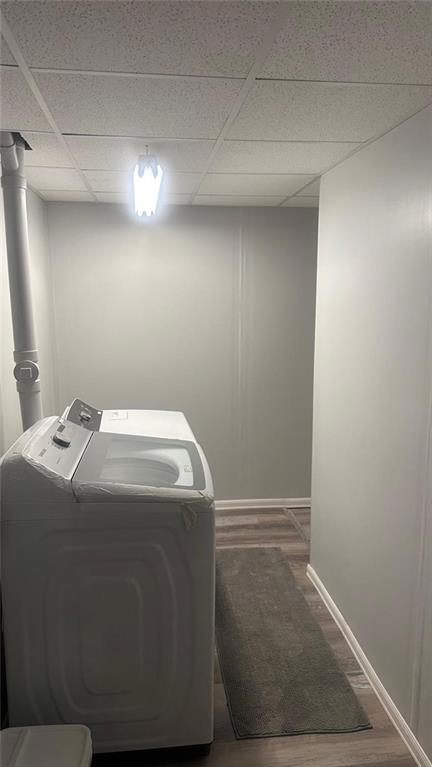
(1, 402), (215, 754)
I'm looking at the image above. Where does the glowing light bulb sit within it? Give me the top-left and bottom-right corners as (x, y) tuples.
(133, 155), (163, 217)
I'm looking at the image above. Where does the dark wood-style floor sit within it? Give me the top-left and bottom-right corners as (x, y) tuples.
(176, 506), (417, 767)
(93, 506), (417, 767)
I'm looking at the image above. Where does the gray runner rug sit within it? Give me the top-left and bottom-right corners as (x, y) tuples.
(215, 547), (372, 739)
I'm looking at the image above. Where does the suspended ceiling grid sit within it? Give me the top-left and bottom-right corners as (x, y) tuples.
(0, 1), (431, 208)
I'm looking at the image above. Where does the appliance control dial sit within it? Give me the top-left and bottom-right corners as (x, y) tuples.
(52, 433), (71, 448)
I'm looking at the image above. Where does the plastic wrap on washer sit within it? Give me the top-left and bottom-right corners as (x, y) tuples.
(72, 480), (214, 506)
(2, 417), (73, 495)
(21, 451), (73, 493)
(19, 416), (76, 493)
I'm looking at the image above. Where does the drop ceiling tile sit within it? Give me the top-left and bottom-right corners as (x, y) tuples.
(283, 197), (319, 208)
(65, 136), (215, 173)
(228, 81), (432, 142)
(298, 178), (320, 196)
(165, 174), (201, 195)
(85, 170), (131, 194)
(94, 192), (128, 204)
(1, 1), (277, 77)
(260, 1), (432, 85)
(35, 72), (242, 139)
(212, 140), (359, 174)
(0, 37), (16, 64)
(193, 195), (284, 206)
(25, 167), (87, 191)
(85, 169), (200, 195)
(22, 132), (74, 168)
(199, 173), (313, 196)
(40, 190), (94, 202)
(163, 194), (191, 206)
(0, 68), (51, 131)
(95, 192), (190, 207)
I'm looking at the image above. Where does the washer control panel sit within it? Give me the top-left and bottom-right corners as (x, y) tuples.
(64, 398), (102, 431)
(24, 417), (92, 481)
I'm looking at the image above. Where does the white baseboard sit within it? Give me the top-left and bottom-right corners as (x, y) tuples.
(215, 497), (311, 511)
(307, 564), (432, 767)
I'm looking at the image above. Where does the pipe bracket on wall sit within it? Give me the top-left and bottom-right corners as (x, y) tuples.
(14, 359), (40, 386)
(1, 130), (42, 431)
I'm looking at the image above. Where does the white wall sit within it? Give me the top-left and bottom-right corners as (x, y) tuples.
(46, 204), (317, 500)
(0, 188), (57, 454)
(311, 106), (432, 758)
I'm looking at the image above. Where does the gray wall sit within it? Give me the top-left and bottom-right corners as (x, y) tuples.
(46, 204), (317, 500)
(311, 106), (432, 757)
(0, 188), (57, 454)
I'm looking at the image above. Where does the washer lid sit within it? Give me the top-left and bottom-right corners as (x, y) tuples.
(63, 398), (197, 442)
(72, 431), (213, 503)
(100, 408), (196, 441)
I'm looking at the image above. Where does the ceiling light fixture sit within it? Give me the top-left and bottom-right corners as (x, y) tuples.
(133, 149), (163, 218)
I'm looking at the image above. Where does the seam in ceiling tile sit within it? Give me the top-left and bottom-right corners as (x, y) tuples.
(188, 3), (292, 205)
(65, 132), (215, 144)
(222, 138), (368, 145)
(197, 194), (283, 198)
(5, 62), (430, 90)
(62, 132), (366, 146)
(77, 168), (203, 175)
(256, 77), (432, 88)
(202, 171), (313, 177)
(4, 125), (366, 146)
(29, 67), (246, 82)
(0, 15), (97, 201)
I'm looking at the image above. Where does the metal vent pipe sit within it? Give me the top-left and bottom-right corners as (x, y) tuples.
(1, 131), (42, 430)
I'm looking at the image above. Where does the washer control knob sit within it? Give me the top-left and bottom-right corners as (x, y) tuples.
(52, 433), (71, 448)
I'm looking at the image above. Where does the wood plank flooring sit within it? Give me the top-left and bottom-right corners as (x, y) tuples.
(171, 507), (416, 767)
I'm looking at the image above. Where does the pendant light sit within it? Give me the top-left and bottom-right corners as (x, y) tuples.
(133, 148), (163, 217)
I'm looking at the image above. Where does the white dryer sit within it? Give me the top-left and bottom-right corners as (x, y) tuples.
(1, 403), (215, 754)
